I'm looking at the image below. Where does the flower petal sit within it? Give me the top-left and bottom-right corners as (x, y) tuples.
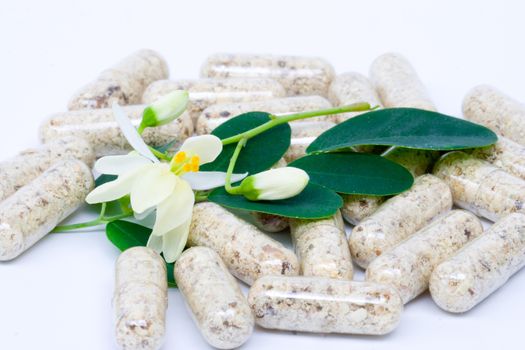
(94, 154), (152, 175)
(112, 102), (159, 163)
(130, 164), (177, 214)
(85, 169), (141, 204)
(147, 234), (163, 254)
(162, 218), (192, 263)
(180, 135), (223, 164)
(182, 171), (248, 191)
(152, 179), (194, 236)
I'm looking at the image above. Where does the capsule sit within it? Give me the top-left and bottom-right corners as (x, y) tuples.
(349, 174), (452, 268)
(0, 159), (94, 261)
(248, 276), (403, 335)
(39, 105), (193, 157)
(0, 137), (95, 202)
(188, 202), (299, 285)
(463, 85), (525, 146)
(142, 78), (286, 122)
(341, 195), (385, 226)
(370, 52), (436, 111)
(366, 210), (483, 304)
(433, 151), (525, 222)
(328, 72), (383, 123)
(250, 212), (289, 233)
(430, 213), (525, 313)
(470, 136), (525, 180)
(114, 247), (167, 350)
(68, 49), (168, 110)
(195, 95), (334, 135)
(200, 53), (335, 96)
(175, 247), (254, 349)
(284, 121), (335, 162)
(289, 211), (353, 279)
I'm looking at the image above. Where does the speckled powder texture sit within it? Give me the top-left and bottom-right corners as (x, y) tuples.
(250, 212), (289, 233)
(68, 49), (168, 110)
(469, 136), (525, 180)
(463, 85), (525, 147)
(175, 247), (254, 349)
(0, 137), (95, 203)
(188, 202), (299, 285)
(142, 78), (286, 122)
(349, 174), (453, 268)
(0, 159), (94, 261)
(284, 121), (335, 163)
(289, 211), (353, 280)
(39, 105), (193, 157)
(200, 53), (335, 97)
(328, 72), (383, 123)
(114, 247), (167, 350)
(430, 213), (525, 313)
(195, 95), (334, 135)
(433, 151), (525, 222)
(366, 210), (483, 304)
(248, 276), (403, 335)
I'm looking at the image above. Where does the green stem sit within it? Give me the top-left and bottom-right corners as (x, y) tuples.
(149, 146), (171, 161)
(137, 122), (147, 135)
(225, 138), (247, 195)
(221, 103), (373, 145)
(52, 212), (132, 233)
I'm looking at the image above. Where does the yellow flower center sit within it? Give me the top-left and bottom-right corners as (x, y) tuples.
(171, 151), (200, 174)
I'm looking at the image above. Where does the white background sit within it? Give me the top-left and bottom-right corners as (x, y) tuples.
(1, 0), (524, 349)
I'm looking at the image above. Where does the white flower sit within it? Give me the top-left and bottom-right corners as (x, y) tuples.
(238, 167), (310, 201)
(140, 90), (189, 130)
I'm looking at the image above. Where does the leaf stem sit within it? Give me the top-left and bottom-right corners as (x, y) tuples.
(149, 146), (171, 161)
(52, 212), (132, 233)
(221, 103), (373, 145)
(225, 138), (247, 195)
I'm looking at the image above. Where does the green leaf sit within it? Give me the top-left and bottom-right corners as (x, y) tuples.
(208, 182), (343, 219)
(95, 174), (117, 187)
(289, 153), (414, 195)
(106, 220), (177, 288)
(307, 108), (498, 153)
(201, 112), (291, 174)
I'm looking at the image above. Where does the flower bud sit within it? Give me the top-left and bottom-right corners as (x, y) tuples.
(139, 90), (189, 131)
(239, 167), (309, 201)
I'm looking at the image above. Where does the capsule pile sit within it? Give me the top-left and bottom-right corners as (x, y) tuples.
(3, 49), (525, 349)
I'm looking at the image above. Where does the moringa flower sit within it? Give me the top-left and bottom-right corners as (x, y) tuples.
(238, 167), (310, 201)
(140, 90), (189, 131)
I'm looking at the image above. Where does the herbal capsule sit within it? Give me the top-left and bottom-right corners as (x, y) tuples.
(284, 121), (335, 162)
(200, 53), (335, 96)
(366, 210), (483, 304)
(69, 49), (168, 110)
(39, 105), (193, 157)
(430, 213), (525, 313)
(175, 247), (254, 349)
(349, 174), (453, 268)
(195, 95), (333, 135)
(470, 136), (525, 180)
(369, 52), (436, 110)
(328, 72), (383, 123)
(0, 159), (94, 261)
(142, 78), (286, 121)
(0, 137), (95, 202)
(289, 211), (353, 279)
(114, 247), (167, 350)
(188, 202), (299, 285)
(248, 276), (403, 335)
(250, 212), (289, 233)
(341, 195), (385, 226)
(463, 85), (525, 146)
(433, 151), (525, 222)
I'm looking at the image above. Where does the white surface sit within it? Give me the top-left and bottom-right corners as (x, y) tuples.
(1, 0), (524, 349)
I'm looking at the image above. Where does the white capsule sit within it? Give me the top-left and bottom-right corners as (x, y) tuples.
(349, 174), (452, 268)
(250, 212), (289, 233)
(39, 105), (193, 157)
(430, 213), (525, 313)
(69, 49), (169, 110)
(142, 78), (286, 122)
(433, 151), (525, 222)
(470, 135), (525, 180)
(290, 211), (353, 279)
(188, 202), (299, 285)
(114, 247), (167, 350)
(366, 210), (483, 304)
(0, 159), (94, 261)
(463, 85), (525, 146)
(175, 247), (254, 349)
(195, 95), (334, 135)
(0, 137), (95, 202)
(248, 276), (403, 335)
(201, 53), (335, 97)
(328, 72), (383, 123)
(283, 121), (335, 162)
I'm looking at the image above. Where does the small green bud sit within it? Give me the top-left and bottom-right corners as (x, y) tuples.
(139, 90), (189, 132)
(239, 167), (309, 201)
